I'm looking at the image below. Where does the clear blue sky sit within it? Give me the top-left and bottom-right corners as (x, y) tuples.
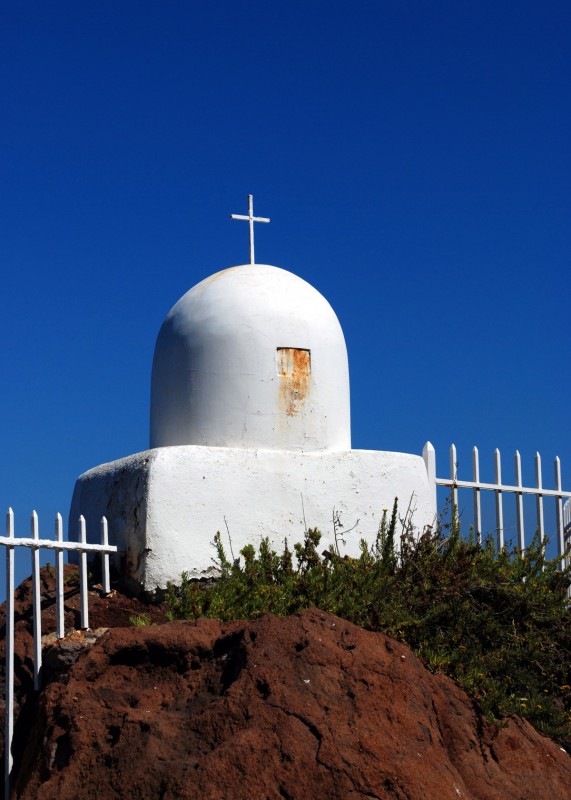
(1, 1), (570, 575)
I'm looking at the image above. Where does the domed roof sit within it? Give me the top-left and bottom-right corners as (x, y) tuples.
(150, 264), (351, 451)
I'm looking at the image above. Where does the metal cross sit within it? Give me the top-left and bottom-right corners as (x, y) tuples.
(230, 194), (270, 264)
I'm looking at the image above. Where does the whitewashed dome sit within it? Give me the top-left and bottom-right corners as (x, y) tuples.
(150, 264), (351, 451)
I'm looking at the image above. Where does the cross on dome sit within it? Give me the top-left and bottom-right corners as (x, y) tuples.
(230, 194), (270, 264)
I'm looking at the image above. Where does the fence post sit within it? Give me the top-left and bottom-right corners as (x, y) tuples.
(472, 447), (482, 543)
(494, 449), (504, 550)
(565, 500), (571, 592)
(79, 515), (89, 630)
(514, 451), (525, 551)
(55, 513), (65, 639)
(535, 452), (545, 544)
(555, 457), (565, 570)
(101, 517), (111, 595)
(449, 444), (458, 509)
(31, 511), (42, 691)
(422, 442), (437, 518)
(4, 510), (14, 800)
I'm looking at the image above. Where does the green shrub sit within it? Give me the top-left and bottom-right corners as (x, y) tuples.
(165, 502), (571, 748)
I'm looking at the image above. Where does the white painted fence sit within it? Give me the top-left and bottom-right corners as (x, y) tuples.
(423, 442), (571, 567)
(1, 510), (117, 800)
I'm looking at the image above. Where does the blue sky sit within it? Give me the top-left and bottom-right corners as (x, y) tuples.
(1, 1), (570, 581)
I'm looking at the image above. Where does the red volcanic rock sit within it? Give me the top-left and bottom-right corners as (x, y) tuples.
(0, 565), (170, 786)
(14, 609), (571, 800)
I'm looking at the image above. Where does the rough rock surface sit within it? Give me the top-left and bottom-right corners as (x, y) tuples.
(12, 607), (571, 800)
(0, 564), (170, 786)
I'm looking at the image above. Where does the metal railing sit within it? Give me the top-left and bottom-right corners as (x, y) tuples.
(423, 442), (571, 566)
(1, 510), (117, 800)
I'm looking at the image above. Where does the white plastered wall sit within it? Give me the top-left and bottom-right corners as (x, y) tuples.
(70, 445), (436, 592)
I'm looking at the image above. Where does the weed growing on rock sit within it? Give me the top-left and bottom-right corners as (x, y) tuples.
(129, 613), (151, 627)
(165, 501), (571, 748)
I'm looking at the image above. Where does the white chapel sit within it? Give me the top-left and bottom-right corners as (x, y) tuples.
(70, 197), (436, 591)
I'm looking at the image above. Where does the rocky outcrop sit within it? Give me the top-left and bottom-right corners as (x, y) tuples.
(12, 607), (571, 800)
(0, 564), (170, 789)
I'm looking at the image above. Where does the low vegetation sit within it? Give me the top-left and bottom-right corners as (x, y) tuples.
(128, 613), (151, 627)
(165, 502), (571, 747)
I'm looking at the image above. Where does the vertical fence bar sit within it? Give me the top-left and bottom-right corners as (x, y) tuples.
(514, 451), (525, 551)
(565, 502), (571, 585)
(5, 509), (15, 800)
(79, 515), (89, 630)
(422, 442), (438, 520)
(101, 516), (111, 595)
(55, 513), (65, 639)
(494, 449), (504, 551)
(554, 457), (565, 569)
(535, 452), (545, 544)
(450, 444), (458, 510)
(31, 511), (42, 691)
(472, 447), (482, 543)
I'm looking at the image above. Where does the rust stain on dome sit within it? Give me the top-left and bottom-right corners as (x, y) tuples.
(277, 348), (311, 416)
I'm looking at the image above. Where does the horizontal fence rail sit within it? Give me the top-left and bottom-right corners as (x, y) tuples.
(423, 442), (571, 566)
(3, 510), (117, 800)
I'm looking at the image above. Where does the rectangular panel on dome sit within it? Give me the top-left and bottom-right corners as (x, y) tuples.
(276, 348), (311, 378)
